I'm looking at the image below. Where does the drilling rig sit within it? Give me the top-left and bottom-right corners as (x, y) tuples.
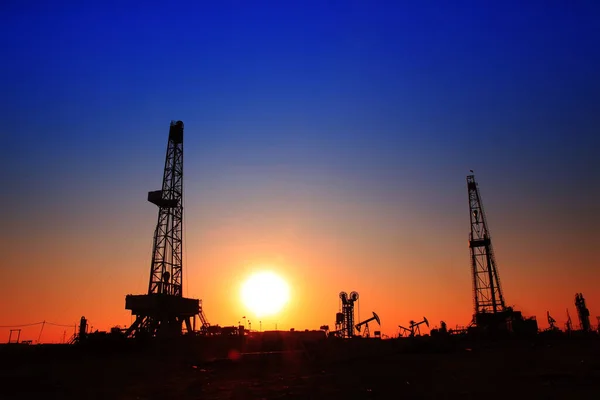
(466, 173), (537, 336)
(125, 121), (209, 338)
(333, 291), (359, 338)
(575, 293), (591, 332)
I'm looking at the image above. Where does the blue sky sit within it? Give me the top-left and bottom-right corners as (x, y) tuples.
(3, 1), (598, 186)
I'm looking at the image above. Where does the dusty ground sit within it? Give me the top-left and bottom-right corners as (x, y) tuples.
(1, 338), (599, 399)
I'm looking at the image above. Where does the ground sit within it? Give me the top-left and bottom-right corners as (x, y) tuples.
(1, 337), (599, 399)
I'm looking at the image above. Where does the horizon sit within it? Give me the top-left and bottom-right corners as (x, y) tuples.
(1, 1), (599, 343)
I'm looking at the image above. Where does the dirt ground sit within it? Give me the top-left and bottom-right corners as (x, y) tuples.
(2, 338), (599, 399)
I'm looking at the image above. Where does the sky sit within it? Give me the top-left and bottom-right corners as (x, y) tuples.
(1, 1), (599, 342)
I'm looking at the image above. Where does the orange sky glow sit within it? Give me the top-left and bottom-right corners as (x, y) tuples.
(2, 174), (598, 343)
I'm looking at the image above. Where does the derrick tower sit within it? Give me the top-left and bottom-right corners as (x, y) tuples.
(466, 174), (538, 335)
(147, 121), (184, 297)
(467, 174), (506, 324)
(125, 121), (208, 338)
(575, 293), (591, 332)
(336, 291), (359, 338)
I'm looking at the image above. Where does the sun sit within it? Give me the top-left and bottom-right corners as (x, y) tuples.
(241, 271), (290, 317)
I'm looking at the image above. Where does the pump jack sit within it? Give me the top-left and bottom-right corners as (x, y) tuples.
(399, 317), (429, 337)
(409, 317), (429, 336)
(355, 312), (381, 338)
(398, 325), (411, 337)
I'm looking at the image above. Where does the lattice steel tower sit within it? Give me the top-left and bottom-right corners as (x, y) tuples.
(125, 121), (208, 338)
(467, 174), (506, 319)
(336, 291), (359, 338)
(147, 120), (184, 296)
(575, 293), (591, 332)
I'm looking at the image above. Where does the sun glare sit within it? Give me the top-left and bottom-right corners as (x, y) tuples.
(241, 271), (290, 317)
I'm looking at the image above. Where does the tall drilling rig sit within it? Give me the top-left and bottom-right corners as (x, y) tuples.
(467, 174), (505, 322)
(125, 121), (208, 338)
(575, 293), (591, 332)
(466, 173), (537, 334)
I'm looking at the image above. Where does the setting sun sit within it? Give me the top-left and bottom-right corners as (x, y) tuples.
(241, 271), (290, 317)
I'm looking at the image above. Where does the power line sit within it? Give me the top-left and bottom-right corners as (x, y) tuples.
(37, 321), (45, 343)
(45, 321), (75, 328)
(0, 322), (43, 328)
(0, 320), (75, 328)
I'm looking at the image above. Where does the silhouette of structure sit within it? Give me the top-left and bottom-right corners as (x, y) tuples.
(409, 317), (429, 337)
(430, 321), (449, 337)
(547, 312), (557, 331)
(78, 316), (88, 342)
(575, 293), (591, 332)
(125, 121), (208, 338)
(466, 174), (537, 335)
(335, 291), (359, 338)
(7, 329), (21, 344)
(397, 324), (411, 337)
(65, 316), (88, 344)
(565, 309), (573, 333)
(355, 312), (381, 338)
(467, 175), (505, 316)
(398, 317), (429, 337)
(439, 321), (447, 334)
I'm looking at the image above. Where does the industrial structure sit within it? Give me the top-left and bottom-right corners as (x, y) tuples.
(466, 174), (537, 335)
(409, 317), (429, 337)
(547, 312), (557, 331)
(398, 317), (429, 337)
(575, 293), (591, 332)
(355, 312), (381, 338)
(438, 321), (448, 334)
(334, 291), (359, 338)
(565, 309), (573, 333)
(125, 121), (209, 338)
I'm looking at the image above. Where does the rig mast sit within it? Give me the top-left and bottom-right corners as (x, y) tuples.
(148, 121), (183, 297)
(125, 121), (208, 338)
(575, 293), (591, 332)
(467, 174), (506, 320)
(336, 291), (359, 338)
(465, 173), (538, 335)
(148, 120), (185, 296)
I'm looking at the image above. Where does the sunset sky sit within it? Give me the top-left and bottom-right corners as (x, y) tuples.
(1, 1), (599, 342)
